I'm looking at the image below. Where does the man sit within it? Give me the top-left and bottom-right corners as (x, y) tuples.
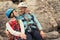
(16, 2), (46, 40)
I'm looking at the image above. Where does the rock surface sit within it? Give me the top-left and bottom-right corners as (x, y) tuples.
(0, 0), (60, 40)
(0, 1), (17, 40)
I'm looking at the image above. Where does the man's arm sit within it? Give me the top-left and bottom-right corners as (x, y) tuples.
(32, 13), (46, 38)
(32, 13), (43, 30)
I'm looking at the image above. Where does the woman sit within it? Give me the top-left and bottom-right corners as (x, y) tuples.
(5, 8), (26, 40)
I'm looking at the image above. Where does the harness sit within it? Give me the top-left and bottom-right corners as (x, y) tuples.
(21, 13), (39, 32)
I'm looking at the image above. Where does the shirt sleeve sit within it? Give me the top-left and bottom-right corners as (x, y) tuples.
(18, 20), (25, 33)
(32, 13), (43, 30)
(16, 16), (25, 33)
(6, 23), (21, 36)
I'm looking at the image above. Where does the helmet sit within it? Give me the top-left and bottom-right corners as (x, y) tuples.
(6, 8), (14, 18)
(18, 2), (27, 8)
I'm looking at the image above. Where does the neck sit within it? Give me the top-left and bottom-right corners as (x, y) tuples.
(20, 13), (25, 16)
(11, 17), (16, 20)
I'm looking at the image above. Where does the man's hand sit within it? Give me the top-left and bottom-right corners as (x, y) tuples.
(20, 33), (27, 40)
(40, 31), (46, 39)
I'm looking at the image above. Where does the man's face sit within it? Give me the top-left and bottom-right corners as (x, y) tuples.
(18, 7), (27, 15)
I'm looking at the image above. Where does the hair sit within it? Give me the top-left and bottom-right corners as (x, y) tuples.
(8, 11), (13, 18)
(8, 9), (15, 18)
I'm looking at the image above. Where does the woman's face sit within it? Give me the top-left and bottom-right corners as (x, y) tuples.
(10, 10), (18, 18)
(13, 10), (18, 16)
(18, 7), (27, 15)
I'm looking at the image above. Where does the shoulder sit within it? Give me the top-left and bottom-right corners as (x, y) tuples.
(6, 18), (16, 25)
(28, 13), (36, 17)
(6, 20), (10, 25)
(6, 21), (11, 26)
(28, 12), (35, 15)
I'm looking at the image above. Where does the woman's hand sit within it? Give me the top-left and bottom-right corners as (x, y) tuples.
(20, 33), (27, 40)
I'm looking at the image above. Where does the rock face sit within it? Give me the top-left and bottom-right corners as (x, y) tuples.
(0, 0), (60, 40)
(46, 31), (59, 39)
(25, 0), (60, 40)
(0, 1), (18, 40)
(25, 0), (58, 32)
(0, 0), (10, 1)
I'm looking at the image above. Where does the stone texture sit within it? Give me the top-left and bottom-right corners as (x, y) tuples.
(0, 36), (3, 40)
(0, 1), (17, 40)
(25, 0), (58, 32)
(0, 0), (60, 40)
(25, 0), (60, 40)
(46, 31), (59, 39)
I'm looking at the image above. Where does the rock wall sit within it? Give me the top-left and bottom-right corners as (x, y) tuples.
(0, 1), (18, 40)
(25, 0), (60, 40)
(25, 0), (58, 32)
(0, 0), (60, 40)
(0, 0), (11, 1)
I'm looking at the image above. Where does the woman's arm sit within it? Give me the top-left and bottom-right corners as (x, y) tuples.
(18, 20), (25, 34)
(6, 23), (21, 36)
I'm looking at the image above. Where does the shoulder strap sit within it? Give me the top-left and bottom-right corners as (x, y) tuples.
(28, 13), (40, 31)
(28, 13), (35, 22)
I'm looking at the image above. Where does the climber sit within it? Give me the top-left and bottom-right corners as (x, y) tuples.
(5, 8), (26, 40)
(16, 2), (46, 40)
